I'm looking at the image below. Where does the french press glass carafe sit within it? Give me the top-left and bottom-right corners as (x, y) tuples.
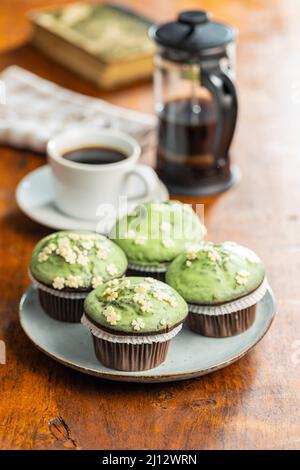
(150, 10), (239, 196)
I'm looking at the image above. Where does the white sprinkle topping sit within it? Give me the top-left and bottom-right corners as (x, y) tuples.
(65, 275), (84, 289)
(168, 297), (178, 308)
(132, 318), (145, 331)
(207, 249), (221, 263)
(133, 293), (152, 313)
(235, 270), (250, 285)
(107, 264), (118, 276)
(37, 252), (49, 263)
(81, 240), (94, 251)
(103, 306), (121, 325)
(152, 290), (177, 307)
(96, 244), (108, 260)
(152, 291), (165, 301)
(122, 279), (131, 288)
(56, 238), (77, 264)
(43, 245), (54, 255)
(186, 248), (199, 260)
(246, 252), (259, 264)
(106, 290), (118, 302)
(186, 260), (192, 267)
(58, 237), (70, 250)
(77, 252), (89, 266)
(139, 300), (152, 313)
(107, 278), (120, 287)
(134, 284), (150, 295)
(52, 277), (65, 290)
(238, 269), (250, 277)
(68, 233), (80, 240)
(160, 319), (167, 327)
(91, 276), (103, 289)
(133, 293), (146, 304)
(64, 250), (77, 264)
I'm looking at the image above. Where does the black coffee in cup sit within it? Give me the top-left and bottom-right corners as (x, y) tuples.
(63, 146), (127, 165)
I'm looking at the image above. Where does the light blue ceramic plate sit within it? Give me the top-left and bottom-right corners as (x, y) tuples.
(19, 285), (275, 383)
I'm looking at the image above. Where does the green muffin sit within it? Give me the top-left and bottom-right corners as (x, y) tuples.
(166, 241), (267, 337)
(82, 276), (188, 371)
(110, 200), (206, 280)
(30, 230), (127, 322)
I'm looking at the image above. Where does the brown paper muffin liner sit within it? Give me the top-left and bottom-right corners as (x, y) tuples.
(187, 305), (257, 337)
(38, 289), (86, 322)
(81, 314), (182, 371)
(29, 272), (88, 323)
(126, 262), (168, 281)
(187, 278), (269, 338)
(92, 336), (170, 371)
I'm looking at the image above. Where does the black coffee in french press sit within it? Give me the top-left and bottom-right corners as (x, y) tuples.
(150, 11), (239, 196)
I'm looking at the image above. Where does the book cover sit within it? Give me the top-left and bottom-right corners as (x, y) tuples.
(30, 2), (155, 88)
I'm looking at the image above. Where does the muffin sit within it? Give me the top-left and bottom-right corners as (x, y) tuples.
(110, 200), (206, 280)
(82, 276), (188, 371)
(166, 241), (268, 337)
(29, 230), (127, 322)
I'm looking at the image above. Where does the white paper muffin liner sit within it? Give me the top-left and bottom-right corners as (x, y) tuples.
(127, 262), (168, 273)
(81, 313), (182, 344)
(188, 277), (269, 316)
(29, 271), (89, 299)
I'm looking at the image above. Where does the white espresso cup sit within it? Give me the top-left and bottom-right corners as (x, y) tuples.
(47, 128), (159, 220)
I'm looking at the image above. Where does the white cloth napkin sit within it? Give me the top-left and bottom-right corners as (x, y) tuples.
(0, 66), (157, 153)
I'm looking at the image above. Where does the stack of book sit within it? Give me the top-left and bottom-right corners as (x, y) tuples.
(29, 2), (155, 89)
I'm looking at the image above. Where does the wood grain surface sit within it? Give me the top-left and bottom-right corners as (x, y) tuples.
(0, 0), (299, 450)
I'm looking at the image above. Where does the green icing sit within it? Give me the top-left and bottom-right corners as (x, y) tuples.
(84, 277), (188, 333)
(165, 241), (265, 305)
(30, 230), (127, 290)
(110, 200), (206, 266)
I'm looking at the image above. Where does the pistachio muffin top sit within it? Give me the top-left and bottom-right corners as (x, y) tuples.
(30, 231), (127, 291)
(110, 200), (206, 267)
(166, 241), (265, 305)
(84, 277), (188, 334)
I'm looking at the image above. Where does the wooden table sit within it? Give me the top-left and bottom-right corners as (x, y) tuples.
(0, 0), (299, 450)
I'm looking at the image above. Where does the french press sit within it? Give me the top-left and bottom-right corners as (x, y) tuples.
(150, 10), (239, 196)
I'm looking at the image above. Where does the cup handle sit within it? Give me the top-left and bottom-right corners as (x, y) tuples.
(123, 164), (159, 199)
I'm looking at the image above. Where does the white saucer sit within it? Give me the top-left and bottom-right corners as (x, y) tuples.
(19, 285), (275, 383)
(16, 165), (169, 233)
